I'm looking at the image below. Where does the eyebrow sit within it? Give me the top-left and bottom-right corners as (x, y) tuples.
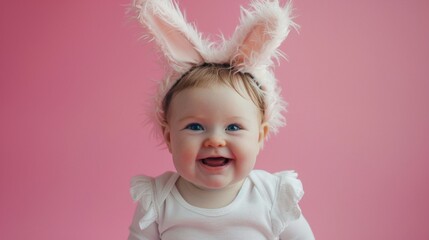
(176, 115), (205, 123)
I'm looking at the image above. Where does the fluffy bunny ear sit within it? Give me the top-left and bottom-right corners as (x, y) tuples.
(132, 0), (204, 72)
(226, 0), (298, 135)
(230, 0), (297, 71)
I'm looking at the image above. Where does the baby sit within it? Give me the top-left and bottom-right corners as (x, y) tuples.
(128, 0), (315, 239)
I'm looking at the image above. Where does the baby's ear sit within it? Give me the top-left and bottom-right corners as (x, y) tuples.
(229, 0), (297, 70)
(162, 125), (172, 153)
(258, 122), (269, 148)
(132, 0), (204, 72)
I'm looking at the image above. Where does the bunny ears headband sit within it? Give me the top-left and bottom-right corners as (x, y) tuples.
(131, 0), (298, 136)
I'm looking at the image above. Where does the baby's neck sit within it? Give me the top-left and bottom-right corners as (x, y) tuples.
(175, 177), (244, 209)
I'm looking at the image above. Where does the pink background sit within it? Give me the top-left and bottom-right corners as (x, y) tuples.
(1, 0), (428, 239)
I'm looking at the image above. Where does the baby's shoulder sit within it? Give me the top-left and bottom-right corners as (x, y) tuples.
(129, 172), (180, 230)
(249, 170), (304, 200)
(130, 171), (179, 203)
(249, 170), (305, 235)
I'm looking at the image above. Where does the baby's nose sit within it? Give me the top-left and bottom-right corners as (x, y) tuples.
(203, 135), (226, 148)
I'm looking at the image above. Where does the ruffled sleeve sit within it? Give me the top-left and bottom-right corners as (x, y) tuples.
(130, 175), (158, 230)
(271, 171), (304, 236)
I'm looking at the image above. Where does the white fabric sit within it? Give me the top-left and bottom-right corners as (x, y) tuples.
(128, 170), (314, 240)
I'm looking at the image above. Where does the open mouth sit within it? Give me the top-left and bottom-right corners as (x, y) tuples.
(201, 157), (231, 167)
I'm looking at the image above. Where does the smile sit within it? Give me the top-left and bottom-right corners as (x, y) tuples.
(201, 157), (231, 167)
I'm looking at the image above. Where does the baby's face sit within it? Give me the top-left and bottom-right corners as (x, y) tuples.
(163, 84), (268, 190)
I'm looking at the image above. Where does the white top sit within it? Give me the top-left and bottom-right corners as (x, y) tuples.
(128, 170), (315, 240)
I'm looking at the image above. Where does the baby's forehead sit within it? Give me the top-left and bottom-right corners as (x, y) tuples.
(168, 85), (263, 121)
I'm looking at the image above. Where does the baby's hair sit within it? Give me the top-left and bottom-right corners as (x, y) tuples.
(162, 63), (266, 126)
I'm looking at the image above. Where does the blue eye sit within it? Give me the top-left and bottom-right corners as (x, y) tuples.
(226, 124), (242, 131)
(185, 123), (204, 131)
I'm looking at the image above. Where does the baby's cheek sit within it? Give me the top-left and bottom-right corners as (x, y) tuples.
(176, 142), (197, 160)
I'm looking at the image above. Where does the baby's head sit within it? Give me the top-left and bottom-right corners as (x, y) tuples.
(161, 63), (269, 189)
(132, 0), (296, 190)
